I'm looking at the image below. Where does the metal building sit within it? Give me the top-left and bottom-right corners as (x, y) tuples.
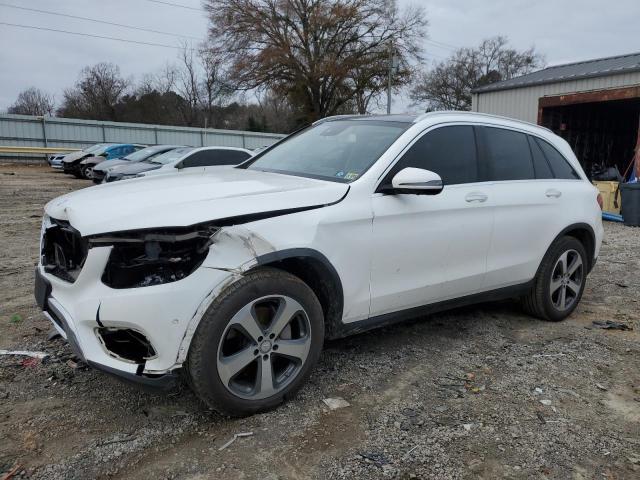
(472, 52), (640, 177)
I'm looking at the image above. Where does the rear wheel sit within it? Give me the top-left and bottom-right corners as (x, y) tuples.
(522, 236), (587, 321)
(187, 268), (324, 416)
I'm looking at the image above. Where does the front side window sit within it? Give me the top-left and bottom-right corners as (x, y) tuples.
(384, 125), (478, 186)
(482, 127), (534, 181)
(534, 138), (580, 180)
(245, 120), (409, 182)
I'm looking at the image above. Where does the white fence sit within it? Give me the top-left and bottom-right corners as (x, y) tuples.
(0, 113), (285, 161)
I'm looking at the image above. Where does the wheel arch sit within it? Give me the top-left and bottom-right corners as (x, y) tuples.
(548, 223), (596, 273)
(253, 248), (344, 339)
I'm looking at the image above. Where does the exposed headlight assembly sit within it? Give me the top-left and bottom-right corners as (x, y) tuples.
(89, 223), (219, 289)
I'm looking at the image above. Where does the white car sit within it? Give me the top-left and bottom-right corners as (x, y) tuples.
(104, 146), (253, 182)
(35, 112), (603, 416)
(48, 152), (70, 169)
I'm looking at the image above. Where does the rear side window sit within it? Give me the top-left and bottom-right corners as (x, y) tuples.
(482, 127), (534, 181)
(527, 136), (554, 179)
(534, 138), (580, 179)
(387, 126), (478, 185)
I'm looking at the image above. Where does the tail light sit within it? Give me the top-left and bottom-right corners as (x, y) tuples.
(596, 193), (603, 210)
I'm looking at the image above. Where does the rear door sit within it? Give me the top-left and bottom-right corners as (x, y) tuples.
(480, 127), (568, 289)
(369, 125), (494, 317)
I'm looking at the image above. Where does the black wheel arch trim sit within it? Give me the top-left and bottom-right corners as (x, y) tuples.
(254, 248), (345, 337)
(546, 223), (596, 273)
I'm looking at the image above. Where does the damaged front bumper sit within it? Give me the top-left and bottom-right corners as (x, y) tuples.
(34, 246), (238, 388)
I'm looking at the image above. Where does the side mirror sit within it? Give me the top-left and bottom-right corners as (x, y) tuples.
(99, 153), (108, 158)
(388, 167), (443, 195)
(175, 161), (185, 170)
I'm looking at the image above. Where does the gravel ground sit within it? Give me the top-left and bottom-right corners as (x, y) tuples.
(1, 164), (639, 480)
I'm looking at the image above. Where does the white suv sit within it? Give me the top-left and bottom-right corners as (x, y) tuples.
(35, 112), (603, 416)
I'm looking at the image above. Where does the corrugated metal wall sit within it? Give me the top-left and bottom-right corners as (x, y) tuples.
(471, 72), (640, 123)
(0, 114), (285, 159)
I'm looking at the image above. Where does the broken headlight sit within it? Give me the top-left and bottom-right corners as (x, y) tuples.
(90, 224), (219, 289)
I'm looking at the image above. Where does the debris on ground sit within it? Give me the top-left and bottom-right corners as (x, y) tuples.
(591, 320), (633, 331)
(1, 464), (22, 480)
(358, 451), (389, 467)
(0, 349), (49, 359)
(218, 432), (253, 451)
(540, 399), (552, 406)
(322, 397), (351, 410)
(595, 383), (608, 391)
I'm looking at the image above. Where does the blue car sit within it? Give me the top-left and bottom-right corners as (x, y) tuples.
(63, 143), (145, 179)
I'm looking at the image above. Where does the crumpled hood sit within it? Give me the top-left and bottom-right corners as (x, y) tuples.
(62, 150), (90, 164)
(45, 168), (348, 236)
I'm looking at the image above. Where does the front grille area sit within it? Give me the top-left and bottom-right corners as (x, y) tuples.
(41, 218), (88, 282)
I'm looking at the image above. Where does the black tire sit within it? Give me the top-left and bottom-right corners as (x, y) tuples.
(187, 267), (324, 416)
(522, 236), (588, 322)
(81, 165), (93, 179)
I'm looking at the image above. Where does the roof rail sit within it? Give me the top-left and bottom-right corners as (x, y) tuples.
(412, 111), (553, 133)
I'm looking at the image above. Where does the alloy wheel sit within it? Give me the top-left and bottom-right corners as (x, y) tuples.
(216, 295), (312, 400)
(549, 249), (583, 311)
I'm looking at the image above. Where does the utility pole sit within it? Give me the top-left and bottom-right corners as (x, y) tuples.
(387, 42), (399, 115)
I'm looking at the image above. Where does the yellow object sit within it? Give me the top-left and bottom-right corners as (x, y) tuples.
(0, 146), (80, 154)
(593, 181), (621, 214)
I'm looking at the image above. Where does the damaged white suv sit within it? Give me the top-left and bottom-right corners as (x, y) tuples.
(35, 112), (603, 416)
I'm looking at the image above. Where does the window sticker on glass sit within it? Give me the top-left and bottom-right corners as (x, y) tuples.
(344, 172), (359, 180)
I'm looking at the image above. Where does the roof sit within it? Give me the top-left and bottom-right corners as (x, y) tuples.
(472, 51), (640, 94)
(317, 114), (419, 124)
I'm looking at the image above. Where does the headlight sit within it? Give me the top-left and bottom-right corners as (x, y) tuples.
(89, 224), (219, 288)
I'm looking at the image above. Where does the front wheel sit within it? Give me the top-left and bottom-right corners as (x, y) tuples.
(187, 268), (324, 416)
(522, 236), (588, 321)
(81, 165), (94, 179)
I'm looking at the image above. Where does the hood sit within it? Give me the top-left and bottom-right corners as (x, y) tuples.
(62, 150), (90, 163)
(44, 168), (349, 236)
(80, 155), (105, 166)
(93, 159), (129, 173)
(110, 161), (162, 176)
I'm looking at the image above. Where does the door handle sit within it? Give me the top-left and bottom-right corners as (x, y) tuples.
(546, 189), (562, 198)
(465, 192), (488, 203)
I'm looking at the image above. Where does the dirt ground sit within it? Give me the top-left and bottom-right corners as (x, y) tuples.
(0, 164), (639, 480)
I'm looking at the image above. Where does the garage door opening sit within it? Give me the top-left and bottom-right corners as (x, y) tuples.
(538, 88), (640, 180)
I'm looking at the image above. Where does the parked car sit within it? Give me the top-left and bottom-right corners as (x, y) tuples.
(35, 112), (603, 416)
(48, 152), (71, 169)
(104, 146), (252, 182)
(91, 145), (185, 184)
(75, 144), (146, 179)
(59, 144), (115, 176)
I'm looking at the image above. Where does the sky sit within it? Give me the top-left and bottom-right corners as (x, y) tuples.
(1, 0), (639, 113)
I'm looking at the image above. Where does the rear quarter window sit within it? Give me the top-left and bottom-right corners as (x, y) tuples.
(534, 137), (581, 180)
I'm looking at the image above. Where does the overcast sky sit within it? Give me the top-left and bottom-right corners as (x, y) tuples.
(1, 0), (639, 113)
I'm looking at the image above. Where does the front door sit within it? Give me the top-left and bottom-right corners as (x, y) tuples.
(369, 125), (494, 317)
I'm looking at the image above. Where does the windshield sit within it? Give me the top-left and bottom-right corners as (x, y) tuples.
(150, 147), (194, 165)
(85, 143), (110, 154)
(245, 120), (409, 182)
(123, 146), (167, 162)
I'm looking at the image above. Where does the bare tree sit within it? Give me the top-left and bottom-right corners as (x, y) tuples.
(203, 0), (427, 123)
(411, 36), (545, 111)
(58, 63), (130, 120)
(8, 87), (55, 116)
(198, 46), (232, 128)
